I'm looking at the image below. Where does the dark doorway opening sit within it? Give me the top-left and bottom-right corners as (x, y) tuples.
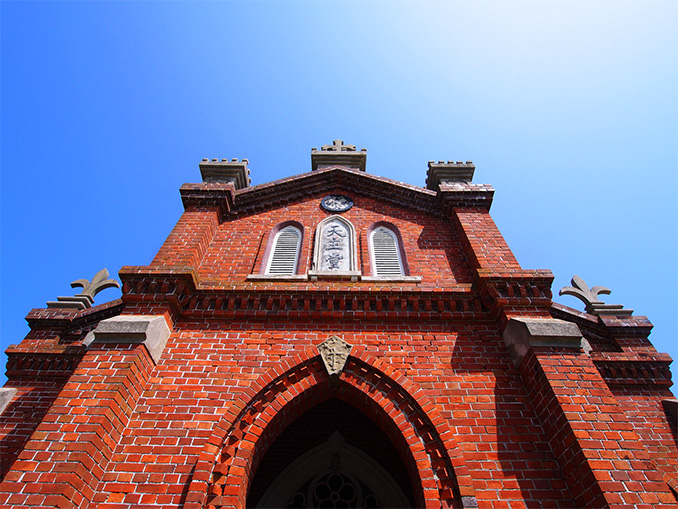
(247, 398), (416, 508)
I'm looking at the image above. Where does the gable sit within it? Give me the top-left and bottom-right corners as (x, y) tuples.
(195, 189), (474, 289)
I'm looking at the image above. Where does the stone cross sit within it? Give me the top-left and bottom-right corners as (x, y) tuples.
(321, 140), (356, 152)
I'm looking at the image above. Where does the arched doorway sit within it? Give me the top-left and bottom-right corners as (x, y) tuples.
(248, 399), (415, 508)
(185, 349), (476, 509)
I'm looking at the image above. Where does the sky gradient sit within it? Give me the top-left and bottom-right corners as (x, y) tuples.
(1, 1), (676, 385)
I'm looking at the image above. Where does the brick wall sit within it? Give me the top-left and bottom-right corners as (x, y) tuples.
(0, 168), (675, 508)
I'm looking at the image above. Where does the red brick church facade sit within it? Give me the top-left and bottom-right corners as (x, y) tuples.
(0, 142), (676, 508)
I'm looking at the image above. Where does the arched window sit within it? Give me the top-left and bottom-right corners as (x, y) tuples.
(266, 225), (302, 275)
(370, 225), (404, 276)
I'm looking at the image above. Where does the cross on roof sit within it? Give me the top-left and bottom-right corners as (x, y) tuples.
(321, 140), (356, 152)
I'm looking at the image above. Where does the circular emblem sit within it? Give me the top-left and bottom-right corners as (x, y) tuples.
(321, 194), (353, 213)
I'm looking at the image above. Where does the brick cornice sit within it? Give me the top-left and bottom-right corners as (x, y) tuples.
(550, 302), (655, 341)
(25, 299), (124, 331)
(438, 182), (495, 212)
(235, 166), (440, 216)
(474, 269), (555, 321)
(177, 167), (494, 219)
(180, 181), (236, 219)
(591, 351), (673, 387)
(117, 267), (495, 322)
(9, 300), (124, 380)
(4, 350), (85, 379)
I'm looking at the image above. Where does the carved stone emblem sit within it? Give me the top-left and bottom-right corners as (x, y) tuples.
(318, 336), (352, 376)
(71, 268), (120, 299)
(321, 195), (353, 213)
(559, 275), (632, 316)
(47, 268), (120, 311)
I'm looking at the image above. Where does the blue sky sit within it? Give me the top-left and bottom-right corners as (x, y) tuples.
(1, 1), (676, 385)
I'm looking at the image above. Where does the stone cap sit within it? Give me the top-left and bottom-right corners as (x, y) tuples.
(311, 140), (367, 172)
(426, 161), (475, 190)
(0, 388), (18, 415)
(89, 315), (171, 364)
(199, 158), (251, 189)
(502, 317), (584, 368)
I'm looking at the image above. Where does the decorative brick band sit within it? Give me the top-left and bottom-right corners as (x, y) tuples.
(120, 272), (487, 321)
(592, 354), (673, 387)
(183, 348), (477, 509)
(4, 353), (83, 379)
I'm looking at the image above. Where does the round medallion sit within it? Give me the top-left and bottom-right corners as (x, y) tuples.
(321, 194), (353, 213)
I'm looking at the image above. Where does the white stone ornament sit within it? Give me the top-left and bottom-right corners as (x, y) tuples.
(321, 194), (353, 213)
(318, 335), (352, 376)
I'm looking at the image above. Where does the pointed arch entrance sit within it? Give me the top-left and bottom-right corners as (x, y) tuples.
(251, 401), (413, 508)
(184, 349), (477, 509)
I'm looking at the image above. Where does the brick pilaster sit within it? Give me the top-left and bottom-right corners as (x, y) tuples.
(508, 319), (677, 507)
(452, 207), (520, 271)
(0, 315), (170, 508)
(151, 206), (221, 269)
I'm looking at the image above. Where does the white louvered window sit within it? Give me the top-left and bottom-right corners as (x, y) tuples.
(370, 227), (404, 276)
(266, 226), (302, 275)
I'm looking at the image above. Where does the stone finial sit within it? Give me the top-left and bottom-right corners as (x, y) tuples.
(426, 161), (475, 191)
(559, 275), (633, 316)
(318, 335), (352, 377)
(71, 268), (120, 299)
(311, 140), (367, 172)
(199, 158), (251, 189)
(47, 268), (120, 311)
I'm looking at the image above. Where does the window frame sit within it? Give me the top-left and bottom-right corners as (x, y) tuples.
(249, 221), (305, 280)
(309, 215), (360, 280)
(363, 222), (420, 282)
(265, 224), (302, 275)
(369, 225), (405, 277)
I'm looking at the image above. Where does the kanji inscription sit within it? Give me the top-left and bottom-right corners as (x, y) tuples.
(319, 219), (350, 271)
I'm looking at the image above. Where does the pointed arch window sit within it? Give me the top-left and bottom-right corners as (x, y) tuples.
(266, 225), (302, 275)
(370, 226), (404, 276)
(364, 223), (420, 281)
